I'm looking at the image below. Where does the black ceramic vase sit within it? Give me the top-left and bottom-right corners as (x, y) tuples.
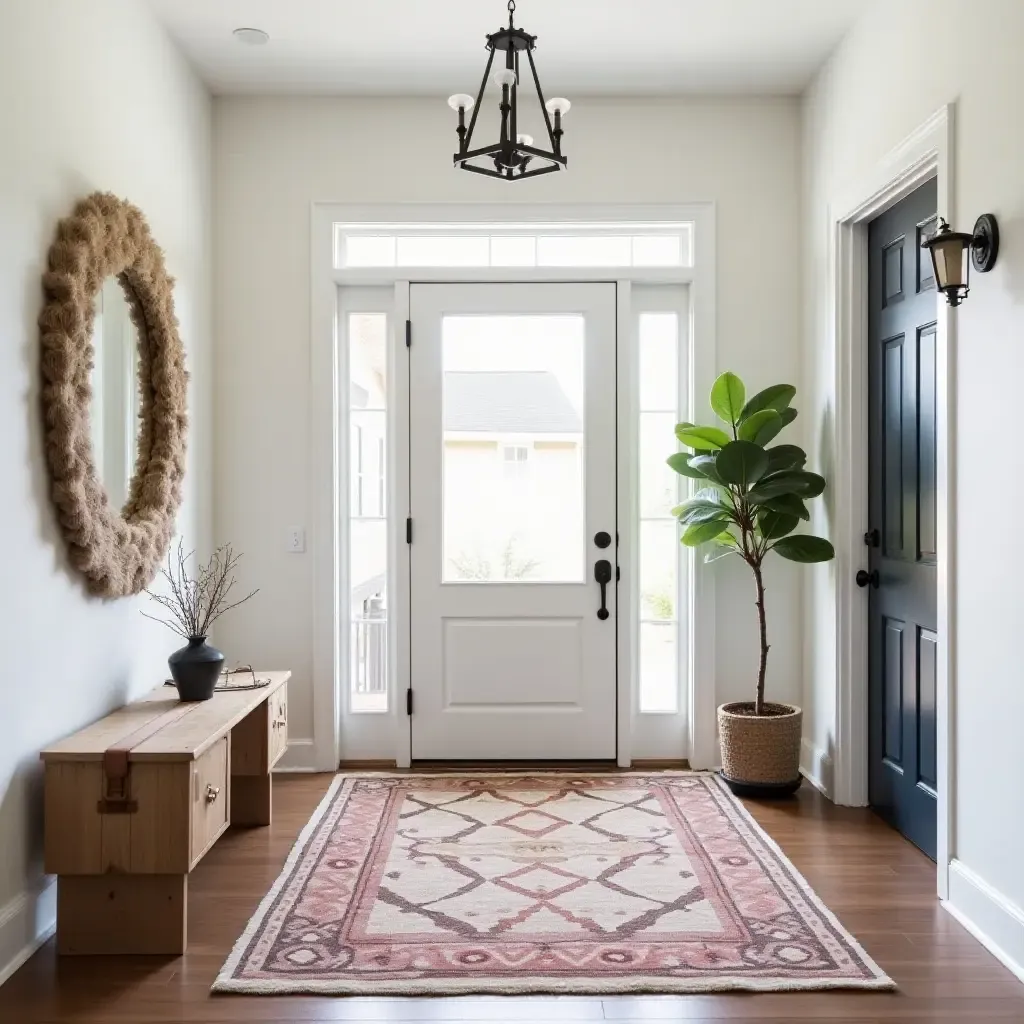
(168, 636), (224, 701)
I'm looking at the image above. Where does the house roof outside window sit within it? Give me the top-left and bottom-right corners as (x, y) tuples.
(444, 371), (582, 433)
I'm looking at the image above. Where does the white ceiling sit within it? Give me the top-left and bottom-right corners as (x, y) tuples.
(144, 0), (865, 97)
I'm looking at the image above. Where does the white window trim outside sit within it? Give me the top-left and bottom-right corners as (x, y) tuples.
(310, 203), (717, 771)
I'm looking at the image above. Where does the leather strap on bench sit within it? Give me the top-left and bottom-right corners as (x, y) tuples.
(98, 703), (197, 813)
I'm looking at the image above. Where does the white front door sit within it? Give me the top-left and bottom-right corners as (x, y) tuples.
(409, 283), (617, 759)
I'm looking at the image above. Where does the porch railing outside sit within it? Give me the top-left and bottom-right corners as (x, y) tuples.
(351, 594), (387, 696)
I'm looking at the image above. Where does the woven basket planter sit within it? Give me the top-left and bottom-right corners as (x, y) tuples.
(718, 702), (802, 790)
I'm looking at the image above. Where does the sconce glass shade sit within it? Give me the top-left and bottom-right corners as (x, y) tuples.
(922, 214), (1000, 307)
(922, 219), (974, 307)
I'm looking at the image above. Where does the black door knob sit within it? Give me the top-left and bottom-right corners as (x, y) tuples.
(856, 569), (879, 589)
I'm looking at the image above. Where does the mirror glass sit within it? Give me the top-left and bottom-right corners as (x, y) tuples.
(89, 276), (141, 510)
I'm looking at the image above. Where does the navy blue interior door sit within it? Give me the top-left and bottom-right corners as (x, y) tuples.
(866, 180), (938, 860)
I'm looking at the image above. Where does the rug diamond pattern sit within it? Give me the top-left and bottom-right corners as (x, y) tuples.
(214, 774), (895, 995)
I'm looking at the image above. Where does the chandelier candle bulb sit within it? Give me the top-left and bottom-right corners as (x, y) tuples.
(447, 94), (475, 112)
(493, 68), (518, 88)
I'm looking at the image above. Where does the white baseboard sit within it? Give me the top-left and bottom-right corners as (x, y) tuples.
(0, 879), (56, 989)
(944, 859), (1024, 985)
(274, 737), (317, 773)
(799, 737), (833, 799)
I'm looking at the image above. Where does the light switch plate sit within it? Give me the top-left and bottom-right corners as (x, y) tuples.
(286, 527), (306, 554)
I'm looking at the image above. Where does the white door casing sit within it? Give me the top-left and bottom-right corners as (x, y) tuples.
(409, 283), (618, 759)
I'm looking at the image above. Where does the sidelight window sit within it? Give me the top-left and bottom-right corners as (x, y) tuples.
(336, 223), (693, 270)
(347, 310), (389, 713)
(635, 298), (686, 716)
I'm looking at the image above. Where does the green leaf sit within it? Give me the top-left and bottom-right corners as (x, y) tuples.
(738, 409), (780, 443)
(755, 406), (797, 446)
(689, 454), (725, 485)
(757, 510), (799, 540)
(710, 372), (746, 426)
(765, 444), (806, 474)
(747, 470), (826, 502)
(756, 492), (810, 521)
(715, 440), (769, 489)
(671, 487), (728, 519)
(740, 384), (796, 421)
(780, 470), (825, 498)
(666, 452), (706, 479)
(691, 486), (723, 503)
(679, 506), (732, 527)
(681, 520), (730, 546)
(675, 423), (732, 451)
(772, 534), (836, 563)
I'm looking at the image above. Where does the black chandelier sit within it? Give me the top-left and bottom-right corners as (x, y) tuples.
(448, 0), (570, 181)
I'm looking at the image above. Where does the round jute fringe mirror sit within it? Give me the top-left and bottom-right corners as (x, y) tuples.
(39, 192), (188, 597)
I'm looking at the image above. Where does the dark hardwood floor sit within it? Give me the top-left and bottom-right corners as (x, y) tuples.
(2, 773), (1022, 1022)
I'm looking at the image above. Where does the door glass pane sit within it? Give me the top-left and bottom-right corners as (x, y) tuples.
(632, 235), (684, 267)
(639, 622), (679, 713)
(638, 309), (680, 714)
(490, 235), (537, 267)
(639, 313), (678, 410)
(536, 235), (632, 267)
(640, 413), (678, 518)
(442, 315), (585, 582)
(640, 520), (677, 621)
(344, 236), (396, 267)
(348, 312), (388, 713)
(396, 235), (490, 267)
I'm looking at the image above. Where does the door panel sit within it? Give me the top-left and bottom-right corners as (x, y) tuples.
(867, 180), (938, 859)
(409, 283), (617, 760)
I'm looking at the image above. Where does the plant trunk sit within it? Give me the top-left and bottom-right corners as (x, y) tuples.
(753, 562), (769, 716)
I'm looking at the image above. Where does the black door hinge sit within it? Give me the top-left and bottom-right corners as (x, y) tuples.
(405, 319), (412, 348)
(616, 565), (620, 582)
(406, 517), (413, 544)
(406, 688), (413, 715)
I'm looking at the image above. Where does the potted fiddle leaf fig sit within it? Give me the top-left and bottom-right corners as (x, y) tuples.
(668, 372), (834, 796)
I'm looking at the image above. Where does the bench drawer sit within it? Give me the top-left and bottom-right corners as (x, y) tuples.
(191, 737), (229, 866)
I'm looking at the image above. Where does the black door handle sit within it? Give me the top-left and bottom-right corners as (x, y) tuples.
(856, 569), (879, 589)
(595, 559), (612, 620)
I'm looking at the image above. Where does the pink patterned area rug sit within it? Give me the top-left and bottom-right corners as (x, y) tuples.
(214, 773), (893, 995)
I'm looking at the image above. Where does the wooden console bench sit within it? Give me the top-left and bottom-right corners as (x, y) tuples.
(40, 671), (289, 955)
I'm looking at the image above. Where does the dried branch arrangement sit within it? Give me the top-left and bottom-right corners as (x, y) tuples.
(143, 540), (258, 640)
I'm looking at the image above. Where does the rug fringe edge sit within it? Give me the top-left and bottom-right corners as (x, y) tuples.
(211, 977), (897, 995)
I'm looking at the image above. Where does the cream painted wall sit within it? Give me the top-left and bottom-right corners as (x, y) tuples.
(213, 96), (803, 753)
(0, 0), (211, 978)
(802, 0), (1024, 970)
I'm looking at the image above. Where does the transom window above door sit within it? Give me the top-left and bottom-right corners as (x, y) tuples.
(335, 223), (693, 270)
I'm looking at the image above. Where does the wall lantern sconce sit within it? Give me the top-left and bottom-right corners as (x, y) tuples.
(921, 214), (1000, 307)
